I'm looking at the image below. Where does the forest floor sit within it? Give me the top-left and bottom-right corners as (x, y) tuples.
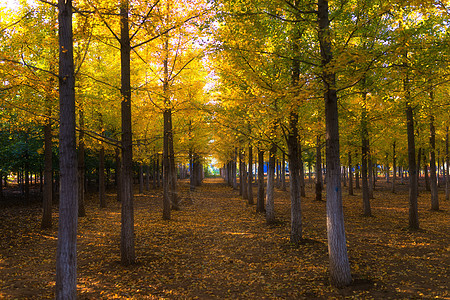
(0, 177), (449, 299)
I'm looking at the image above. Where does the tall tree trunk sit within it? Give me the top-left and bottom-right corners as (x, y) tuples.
(361, 100), (371, 216)
(266, 142), (277, 224)
(405, 61), (419, 230)
(315, 135), (323, 201)
(318, 0), (352, 287)
(99, 146), (106, 208)
(55, 0), (78, 297)
(429, 113), (439, 210)
(163, 109), (171, 219)
(248, 145), (253, 205)
(257, 148), (265, 213)
(119, 0), (135, 265)
(288, 111), (302, 245)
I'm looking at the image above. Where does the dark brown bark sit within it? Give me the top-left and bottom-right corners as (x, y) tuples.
(361, 99), (371, 216)
(405, 72), (419, 230)
(163, 109), (171, 219)
(119, 0), (135, 265)
(55, 0), (78, 297)
(288, 111), (302, 245)
(318, 0), (352, 287)
(256, 148), (265, 213)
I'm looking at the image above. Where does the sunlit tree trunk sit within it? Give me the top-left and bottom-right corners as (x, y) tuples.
(318, 0), (351, 287)
(119, 0), (135, 264)
(55, 0), (78, 297)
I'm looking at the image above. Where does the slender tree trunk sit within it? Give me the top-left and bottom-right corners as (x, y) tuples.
(405, 64), (419, 230)
(248, 145), (253, 205)
(315, 135), (323, 201)
(266, 142), (277, 224)
(429, 114), (439, 210)
(361, 101), (371, 216)
(257, 148), (265, 213)
(163, 109), (171, 219)
(99, 146), (106, 208)
(318, 0), (352, 287)
(119, 0), (135, 265)
(55, 0), (78, 297)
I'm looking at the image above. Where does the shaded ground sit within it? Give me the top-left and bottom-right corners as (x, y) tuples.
(0, 178), (448, 299)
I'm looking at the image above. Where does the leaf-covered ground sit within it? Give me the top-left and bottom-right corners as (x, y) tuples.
(0, 178), (448, 299)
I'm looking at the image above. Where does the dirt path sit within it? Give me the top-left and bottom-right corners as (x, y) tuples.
(0, 177), (449, 299)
